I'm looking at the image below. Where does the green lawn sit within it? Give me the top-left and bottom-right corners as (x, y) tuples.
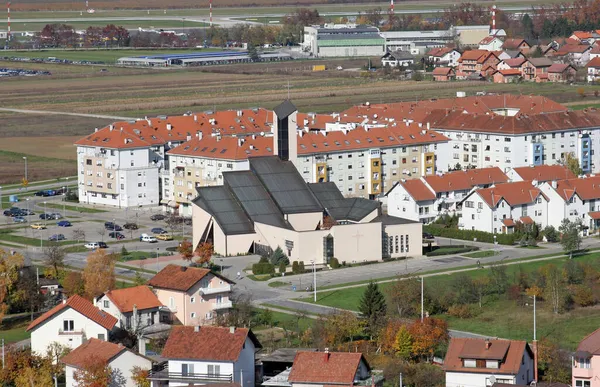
(0, 321), (30, 344)
(268, 281), (292, 288)
(120, 251), (158, 262)
(43, 203), (106, 213)
(463, 250), (498, 258)
(252, 308), (314, 333)
(0, 19), (208, 32)
(0, 228), (80, 246)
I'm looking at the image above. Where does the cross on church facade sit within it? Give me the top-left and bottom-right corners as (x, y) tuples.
(352, 229), (364, 251)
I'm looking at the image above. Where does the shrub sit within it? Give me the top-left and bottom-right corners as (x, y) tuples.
(448, 304), (472, 319)
(543, 226), (560, 243)
(423, 225), (516, 245)
(292, 261), (300, 274)
(330, 257), (340, 269)
(573, 285), (596, 307)
(278, 261), (287, 274)
(252, 262), (275, 275)
(121, 246), (129, 256)
(299, 261), (305, 272)
(425, 246), (478, 257)
(259, 255), (269, 264)
(269, 246), (289, 265)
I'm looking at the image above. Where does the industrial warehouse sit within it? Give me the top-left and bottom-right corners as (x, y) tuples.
(116, 50), (293, 67)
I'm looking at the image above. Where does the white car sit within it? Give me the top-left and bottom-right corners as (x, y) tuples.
(84, 242), (99, 249)
(140, 234), (157, 243)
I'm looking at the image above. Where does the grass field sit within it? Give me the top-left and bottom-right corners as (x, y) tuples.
(43, 203), (107, 213)
(0, 150), (76, 184)
(0, 19), (208, 31)
(0, 321), (30, 344)
(463, 250), (497, 258)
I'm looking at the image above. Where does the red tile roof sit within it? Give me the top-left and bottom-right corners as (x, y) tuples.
(587, 57), (600, 68)
(577, 326), (600, 355)
(148, 264), (230, 292)
(288, 352), (366, 385)
(162, 326), (259, 361)
(588, 211), (600, 220)
(479, 36), (499, 45)
(520, 216), (534, 224)
(572, 31), (593, 40)
(459, 50), (497, 64)
(475, 181), (547, 207)
(27, 295), (117, 332)
(591, 46), (600, 54)
(502, 218), (516, 227)
(103, 285), (163, 313)
(428, 47), (456, 57)
(549, 63), (576, 73)
(443, 338), (532, 375)
(74, 126), (153, 150)
(168, 135), (274, 161)
(60, 338), (127, 368)
(432, 67), (454, 76)
(398, 179), (436, 201)
(425, 167), (508, 193)
(554, 44), (591, 55)
(501, 57), (526, 68)
(502, 38), (530, 50)
(554, 175), (600, 201)
(512, 165), (575, 182)
(496, 69), (522, 76)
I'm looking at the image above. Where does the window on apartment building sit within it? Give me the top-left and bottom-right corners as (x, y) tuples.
(103, 300), (109, 308)
(575, 381), (591, 387)
(392, 160), (397, 165)
(63, 320), (74, 332)
(348, 165), (353, 169)
(182, 364), (194, 377)
(402, 158), (407, 164)
(471, 214), (475, 220)
(359, 184), (365, 190)
(348, 154), (353, 158)
(190, 297), (195, 303)
(86, 159), (92, 165)
(570, 196), (577, 204)
(400, 235), (404, 253)
(208, 365), (221, 376)
(478, 203), (483, 209)
(107, 183), (112, 189)
(465, 201), (474, 208)
(130, 161), (134, 167)
(138, 193), (142, 198)
(120, 184), (124, 190)
(392, 149), (397, 154)
(504, 138), (511, 142)
(412, 168), (417, 174)
(191, 312), (196, 318)
(338, 155), (343, 159)
(348, 187), (353, 192)
(463, 155), (469, 162)
(138, 183), (142, 187)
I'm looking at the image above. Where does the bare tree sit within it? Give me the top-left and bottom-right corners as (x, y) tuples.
(73, 228), (85, 243)
(43, 243), (66, 277)
(97, 227), (106, 242)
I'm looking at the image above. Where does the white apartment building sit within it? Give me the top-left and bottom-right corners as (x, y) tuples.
(461, 181), (549, 233)
(587, 57), (600, 82)
(386, 167), (508, 223)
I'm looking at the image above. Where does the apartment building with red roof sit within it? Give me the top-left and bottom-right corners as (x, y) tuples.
(444, 338), (535, 386)
(62, 338), (152, 387)
(26, 294), (117, 356)
(501, 38), (531, 51)
(547, 63), (577, 82)
(552, 44), (591, 67)
(456, 50), (500, 79)
(147, 265), (234, 325)
(149, 325), (261, 387)
(287, 351), (377, 387)
(386, 167), (508, 223)
(478, 36), (504, 51)
(95, 285), (166, 331)
(586, 56), (600, 83)
(461, 181), (549, 233)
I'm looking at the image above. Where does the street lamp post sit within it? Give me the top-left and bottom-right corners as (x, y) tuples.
(420, 276), (424, 322)
(22, 157), (28, 191)
(533, 294), (536, 341)
(156, 247), (160, 272)
(43, 201), (47, 227)
(312, 260), (317, 302)
(62, 187), (66, 218)
(0, 186), (2, 212)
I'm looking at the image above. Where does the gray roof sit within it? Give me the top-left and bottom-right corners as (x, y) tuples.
(528, 57), (553, 67)
(260, 348), (318, 363)
(308, 182), (379, 222)
(385, 51), (414, 60)
(319, 33), (381, 41)
(250, 157), (324, 214)
(273, 100), (297, 119)
(373, 214), (419, 226)
(316, 26), (379, 34)
(192, 186), (255, 235)
(224, 171), (291, 230)
(502, 50), (521, 58)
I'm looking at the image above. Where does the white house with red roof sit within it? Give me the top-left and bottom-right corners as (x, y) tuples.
(444, 338), (535, 387)
(95, 285), (167, 331)
(287, 351), (376, 387)
(572, 326), (600, 387)
(507, 165), (576, 185)
(26, 294), (118, 356)
(427, 47), (461, 67)
(149, 325), (261, 387)
(461, 181), (549, 233)
(479, 36), (504, 51)
(586, 56), (600, 82)
(62, 338), (152, 387)
(386, 167), (508, 223)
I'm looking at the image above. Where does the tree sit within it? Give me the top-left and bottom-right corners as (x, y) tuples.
(97, 227), (106, 242)
(43, 243), (66, 278)
(558, 218), (582, 258)
(278, 261), (287, 275)
(73, 355), (113, 387)
(63, 271), (85, 297)
(560, 152), (583, 176)
(13, 266), (44, 320)
(541, 264), (567, 314)
(121, 245), (129, 257)
(537, 338), (571, 383)
(195, 242), (213, 266)
(131, 366), (151, 387)
(473, 276), (489, 308)
(0, 249), (24, 325)
(393, 325), (413, 359)
(133, 271), (146, 286)
(46, 342), (71, 369)
(488, 263), (508, 295)
(269, 246), (289, 266)
(73, 228), (85, 243)
(408, 318), (449, 361)
(247, 43), (260, 62)
(387, 277), (421, 317)
(178, 239), (194, 261)
(358, 281), (387, 337)
(543, 225), (559, 242)
(259, 308), (274, 327)
(292, 261), (300, 274)
(82, 250), (116, 299)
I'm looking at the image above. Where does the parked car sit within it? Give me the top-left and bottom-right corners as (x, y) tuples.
(57, 220), (72, 227)
(50, 213), (62, 220)
(151, 227), (167, 234)
(4, 208), (21, 217)
(48, 234), (66, 241)
(20, 209), (34, 215)
(150, 214), (165, 221)
(109, 232), (125, 240)
(104, 221), (115, 229)
(123, 223), (138, 230)
(34, 191), (44, 196)
(13, 217), (27, 223)
(422, 232), (434, 240)
(105, 224), (122, 231)
(97, 241), (108, 249)
(42, 190), (56, 197)
(84, 242), (99, 249)
(39, 213), (53, 220)
(183, 218), (192, 226)
(140, 234), (157, 243)
(31, 223), (46, 230)
(156, 233), (173, 241)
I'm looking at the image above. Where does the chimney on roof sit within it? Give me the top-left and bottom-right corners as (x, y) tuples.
(167, 124), (172, 131)
(94, 127), (98, 133)
(62, 298), (67, 304)
(194, 115), (198, 122)
(194, 326), (200, 332)
(120, 127), (123, 133)
(186, 133), (192, 141)
(427, 122), (430, 130)
(197, 131), (203, 140)
(109, 124), (114, 131)
(237, 110), (243, 117)
(230, 326), (235, 334)
(238, 138), (245, 146)
(324, 347), (329, 353)
(485, 340), (491, 350)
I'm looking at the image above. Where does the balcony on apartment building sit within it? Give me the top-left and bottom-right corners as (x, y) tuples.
(148, 362), (234, 385)
(200, 284), (232, 295)
(213, 301), (233, 310)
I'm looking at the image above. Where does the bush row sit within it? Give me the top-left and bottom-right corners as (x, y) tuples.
(252, 262), (275, 275)
(424, 225), (516, 245)
(425, 246), (478, 257)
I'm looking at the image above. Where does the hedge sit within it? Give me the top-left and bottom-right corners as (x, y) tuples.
(423, 225), (516, 245)
(252, 262), (275, 275)
(425, 246), (478, 257)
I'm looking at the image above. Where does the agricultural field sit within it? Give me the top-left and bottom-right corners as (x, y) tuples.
(0, 19), (208, 32)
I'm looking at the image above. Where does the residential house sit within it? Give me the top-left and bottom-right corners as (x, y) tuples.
(26, 294), (117, 356)
(572, 325), (600, 387)
(539, 175), (600, 231)
(590, 45), (600, 60)
(507, 165), (576, 184)
(427, 47), (461, 67)
(287, 351), (380, 387)
(502, 38), (531, 52)
(492, 69), (522, 83)
(528, 57), (554, 79)
(62, 338), (152, 387)
(444, 338), (536, 387)
(547, 63), (577, 82)
(497, 57), (535, 80)
(147, 265), (234, 326)
(432, 67), (456, 81)
(553, 44), (591, 67)
(461, 181), (549, 233)
(478, 36), (504, 51)
(586, 56), (600, 82)
(457, 50), (499, 79)
(95, 285), (168, 331)
(569, 31), (600, 45)
(386, 167), (508, 223)
(149, 325), (261, 387)
(381, 51), (414, 67)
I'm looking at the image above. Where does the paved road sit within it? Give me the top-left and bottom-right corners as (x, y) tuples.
(0, 107), (134, 121)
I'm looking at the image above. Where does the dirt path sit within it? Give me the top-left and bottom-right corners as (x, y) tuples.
(0, 107), (135, 120)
